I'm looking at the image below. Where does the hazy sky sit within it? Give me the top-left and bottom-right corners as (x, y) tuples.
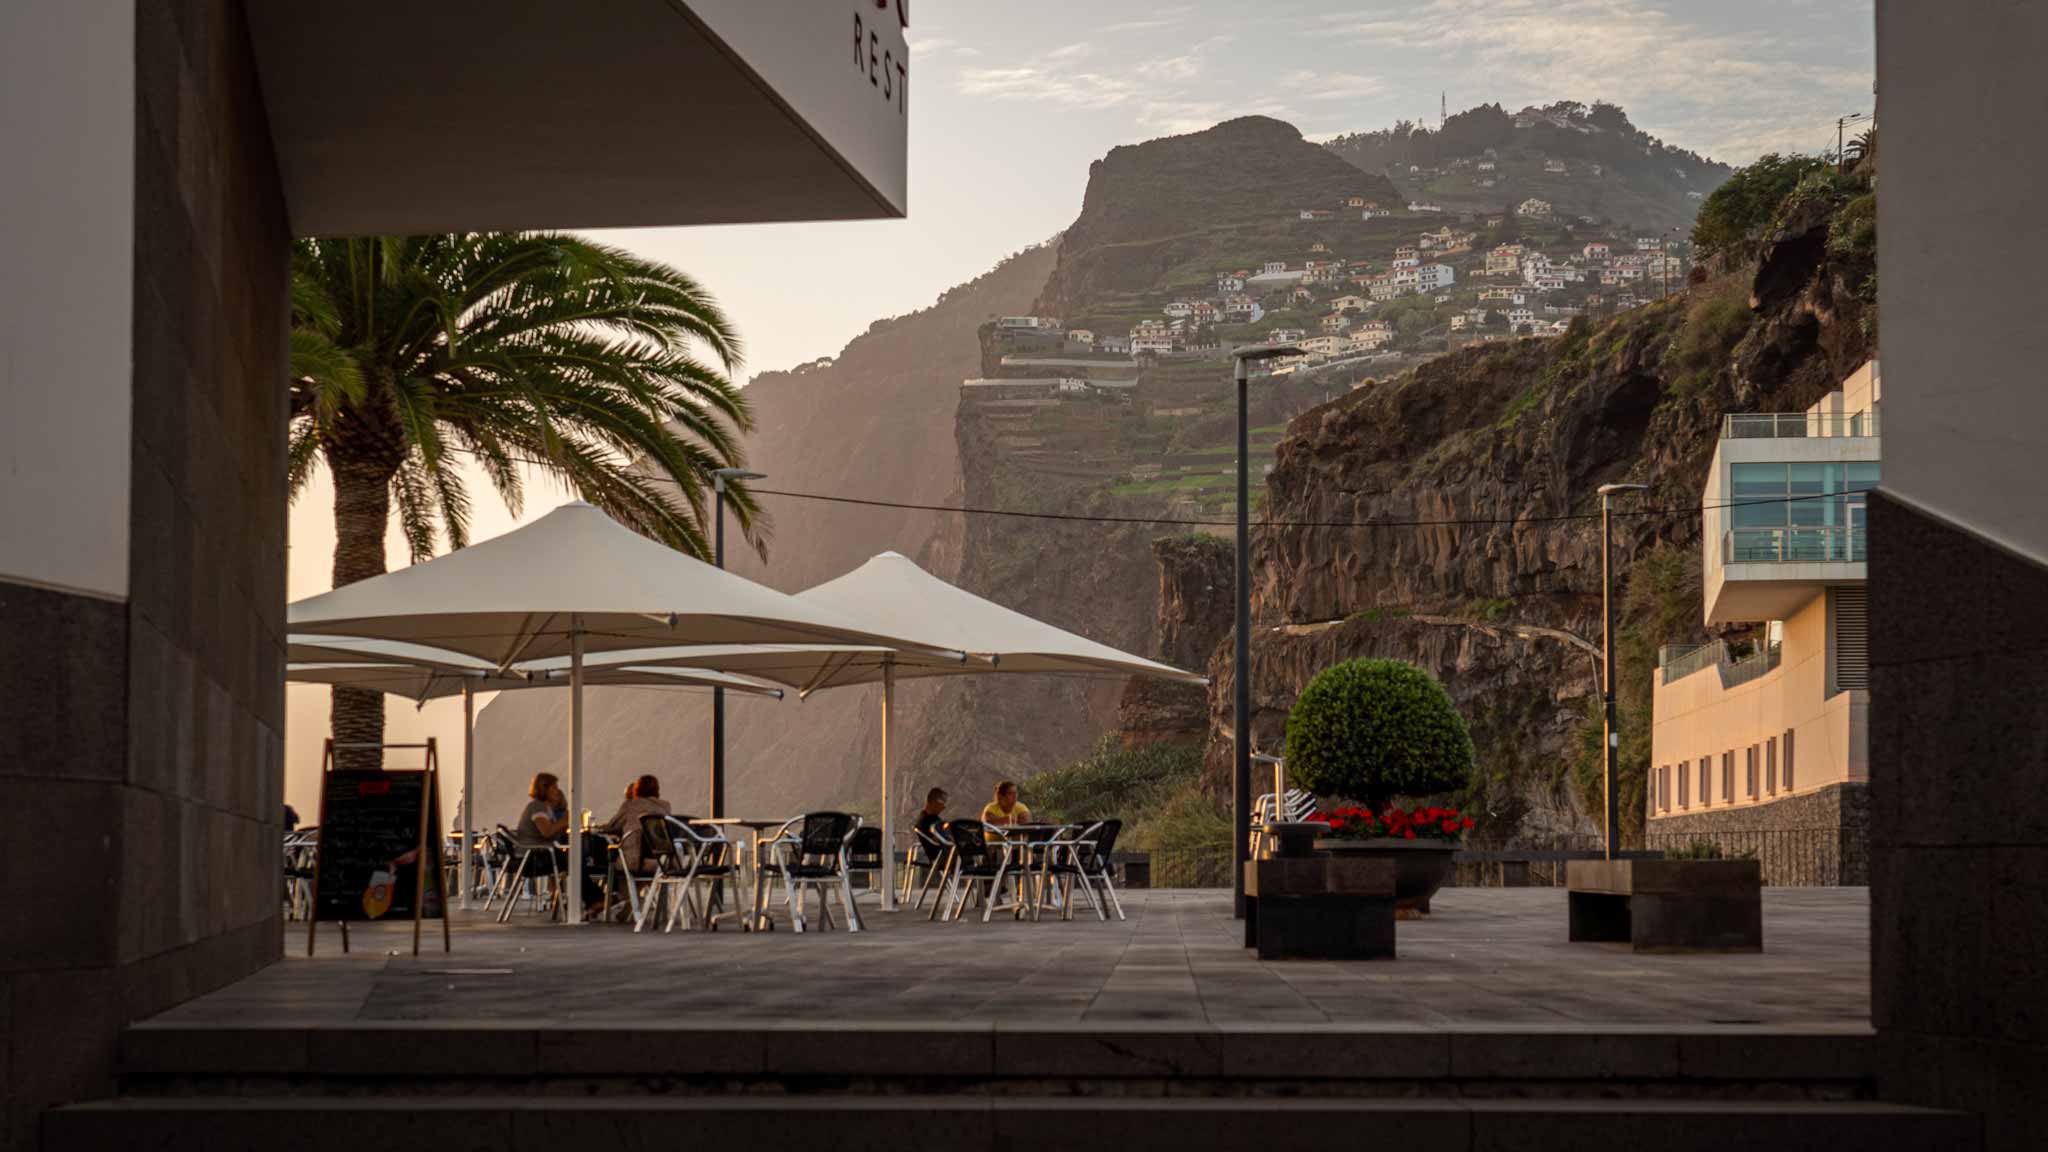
(600, 0), (1874, 384)
(284, 0), (1875, 817)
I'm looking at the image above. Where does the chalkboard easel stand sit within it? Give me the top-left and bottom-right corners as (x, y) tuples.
(306, 738), (452, 958)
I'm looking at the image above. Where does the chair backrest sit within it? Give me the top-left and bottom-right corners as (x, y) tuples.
(943, 819), (991, 866)
(1087, 818), (1123, 864)
(639, 814), (679, 868)
(798, 811), (858, 864)
(846, 826), (883, 870)
(913, 823), (949, 862)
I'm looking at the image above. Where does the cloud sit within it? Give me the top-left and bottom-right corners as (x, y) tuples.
(906, 35), (980, 59)
(1280, 70), (1390, 102)
(957, 66), (1142, 108)
(959, 34), (1221, 116)
(1310, 0), (1870, 162)
(1099, 4), (1197, 33)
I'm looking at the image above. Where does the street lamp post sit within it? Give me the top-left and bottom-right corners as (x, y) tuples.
(1597, 482), (1647, 860)
(1230, 343), (1302, 919)
(710, 467), (765, 819)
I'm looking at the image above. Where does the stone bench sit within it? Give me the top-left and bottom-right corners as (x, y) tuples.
(1566, 859), (1763, 953)
(1243, 855), (1396, 960)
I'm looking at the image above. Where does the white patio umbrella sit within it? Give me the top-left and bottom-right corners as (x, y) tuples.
(788, 552), (1208, 909)
(287, 656), (783, 908)
(287, 502), (951, 922)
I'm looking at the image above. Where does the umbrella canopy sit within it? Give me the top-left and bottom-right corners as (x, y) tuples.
(287, 502), (949, 665)
(553, 643), (975, 694)
(286, 502), (951, 924)
(285, 661), (786, 702)
(796, 552), (1207, 690)
(287, 634), (497, 670)
(777, 551), (1205, 911)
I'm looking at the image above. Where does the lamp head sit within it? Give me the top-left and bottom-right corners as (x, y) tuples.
(1597, 482), (1649, 497)
(712, 467), (767, 492)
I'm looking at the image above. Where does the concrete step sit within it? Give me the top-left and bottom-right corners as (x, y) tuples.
(46, 1095), (1980, 1152)
(117, 1021), (1881, 1099)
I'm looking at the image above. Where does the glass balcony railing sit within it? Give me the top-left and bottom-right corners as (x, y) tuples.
(1657, 639), (1783, 687)
(1723, 411), (1879, 439)
(1723, 525), (1867, 564)
(1658, 642), (1725, 684)
(1723, 641), (1782, 688)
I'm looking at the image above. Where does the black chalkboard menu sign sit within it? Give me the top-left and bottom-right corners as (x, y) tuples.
(306, 739), (451, 956)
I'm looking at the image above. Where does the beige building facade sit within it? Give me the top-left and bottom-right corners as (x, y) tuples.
(1647, 363), (1879, 879)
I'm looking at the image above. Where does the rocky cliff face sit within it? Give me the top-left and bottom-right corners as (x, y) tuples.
(1177, 189), (1875, 840)
(1035, 116), (1401, 321)
(1116, 535), (1233, 747)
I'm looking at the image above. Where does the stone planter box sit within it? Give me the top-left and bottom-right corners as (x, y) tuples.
(1566, 858), (1763, 953)
(1316, 838), (1458, 913)
(1242, 854), (1396, 960)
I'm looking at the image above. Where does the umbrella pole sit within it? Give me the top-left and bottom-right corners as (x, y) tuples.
(568, 620), (585, 925)
(881, 657), (896, 911)
(460, 681), (474, 909)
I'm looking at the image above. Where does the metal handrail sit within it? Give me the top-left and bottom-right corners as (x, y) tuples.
(1722, 641), (1782, 688)
(1723, 525), (1867, 563)
(1723, 411), (1879, 439)
(1658, 641), (1726, 685)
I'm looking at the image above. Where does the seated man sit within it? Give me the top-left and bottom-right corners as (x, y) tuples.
(913, 786), (950, 845)
(980, 780), (1031, 830)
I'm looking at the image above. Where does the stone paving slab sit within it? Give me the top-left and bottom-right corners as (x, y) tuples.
(147, 888), (1871, 1030)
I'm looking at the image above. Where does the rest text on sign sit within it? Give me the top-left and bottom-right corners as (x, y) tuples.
(855, 2), (908, 117)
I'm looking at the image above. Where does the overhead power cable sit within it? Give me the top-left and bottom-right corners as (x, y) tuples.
(749, 485), (1872, 532)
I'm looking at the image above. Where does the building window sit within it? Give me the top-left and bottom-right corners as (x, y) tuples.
(1722, 752), (1734, 804)
(1699, 756), (1711, 805)
(1784, 729), (1796, 791)
(1728, 461), (1880, 562)
(1746, 746), (1759, 798)
(1766, 737), (1778, 794)
(1678, 761), (1689, 808)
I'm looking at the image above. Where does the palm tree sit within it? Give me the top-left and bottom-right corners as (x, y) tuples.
(289, 233), (763, 755)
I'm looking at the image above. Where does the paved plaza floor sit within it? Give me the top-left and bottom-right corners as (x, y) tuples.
(158, 888), (1870, 1030)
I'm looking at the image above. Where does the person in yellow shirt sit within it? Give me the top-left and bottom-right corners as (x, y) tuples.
(980, 780), (1032, 830)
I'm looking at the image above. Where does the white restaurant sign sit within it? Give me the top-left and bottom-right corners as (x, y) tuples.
(684, 0), (911, 215)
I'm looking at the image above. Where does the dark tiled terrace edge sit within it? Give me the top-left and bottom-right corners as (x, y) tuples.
(154, 888), (1870, 1031)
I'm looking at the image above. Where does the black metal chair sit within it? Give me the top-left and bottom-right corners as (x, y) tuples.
(488, 825), (564, 923)
(936, 818), (1011, 923)
(845, 825), (884, 900)
(1071, 818), (1126, 921)
(1035, 822), (1106, 922)
(899, 824), (950, 910)
(757, 812), (862, 933)
(638, 814), (743, 932)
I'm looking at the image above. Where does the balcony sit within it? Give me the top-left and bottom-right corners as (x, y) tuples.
(1658, 639), (1783, 687)
(1723, 525), (1867, 564)
(1723, 412), (1880, 439)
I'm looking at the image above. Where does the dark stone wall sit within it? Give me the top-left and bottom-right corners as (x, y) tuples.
(1647, 783), (1870, 885)
(1869, 491), (2048, 1152)
(0, 4), (288, 1149)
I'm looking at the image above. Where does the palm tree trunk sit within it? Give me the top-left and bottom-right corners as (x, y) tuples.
(330, 457), (393, 769)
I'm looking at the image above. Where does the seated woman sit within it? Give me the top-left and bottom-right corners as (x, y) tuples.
(601, 774), (673, 875)
(980, 780), (1032, 830)
(514, 772), (568, 846)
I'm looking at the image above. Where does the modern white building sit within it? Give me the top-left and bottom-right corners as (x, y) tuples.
(1648, 362), (1881, 877)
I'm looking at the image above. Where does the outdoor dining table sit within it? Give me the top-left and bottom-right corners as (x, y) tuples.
(986, 823), (1074, 919)
(701, 817), (795, 931)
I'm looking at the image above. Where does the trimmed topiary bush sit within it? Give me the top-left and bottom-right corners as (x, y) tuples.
(1284, 658), (1474, 810)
